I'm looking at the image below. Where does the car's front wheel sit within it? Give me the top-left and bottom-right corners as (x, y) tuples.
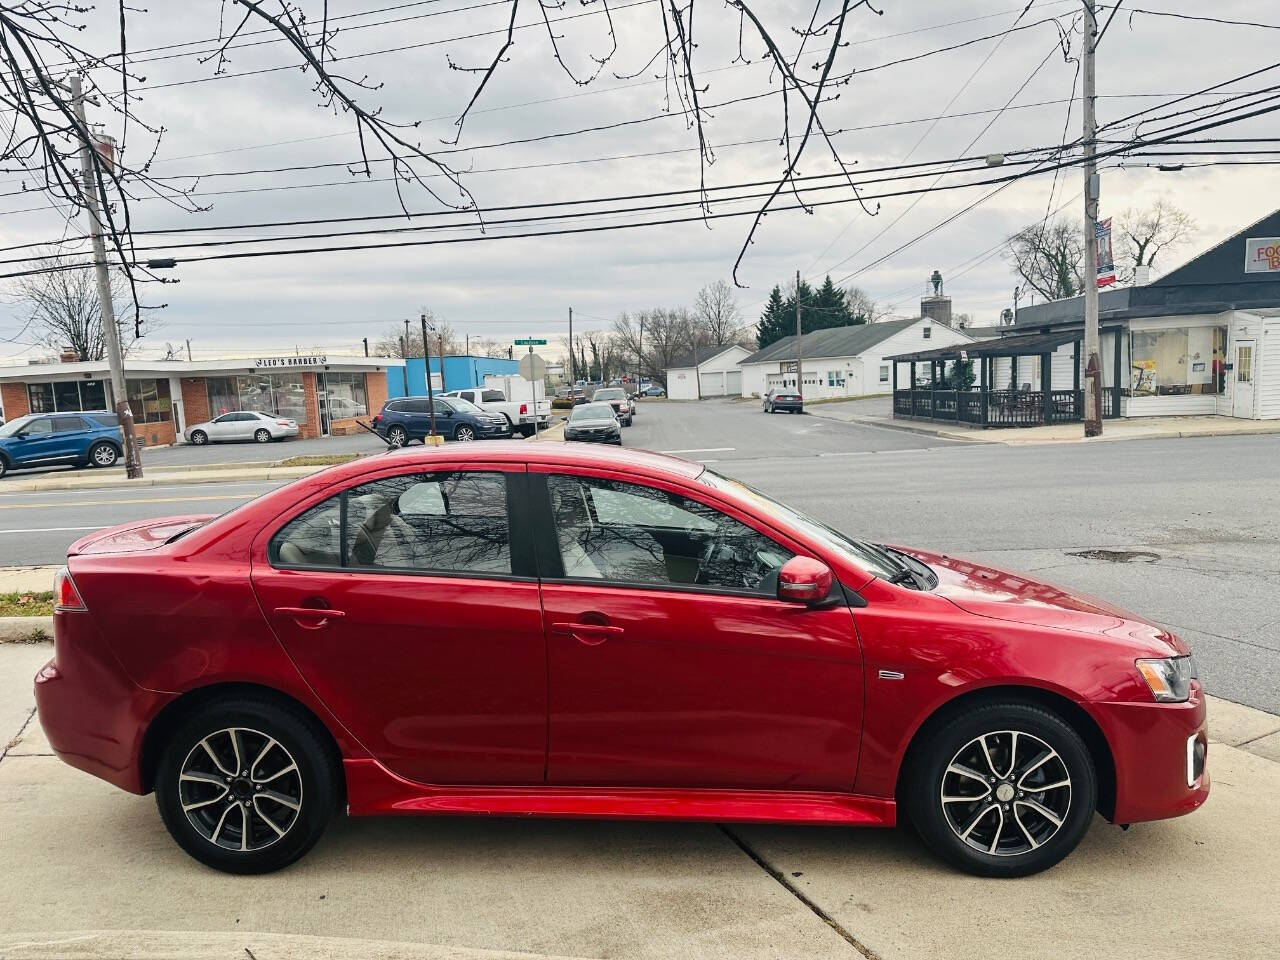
(905, 701), (1096, 878)
(454, 425), (476, 442)
(154, 696), (340, 874)
(0, 457), (8, 479)
(88, 442), (119, 468)
(189, 430), (208, 446)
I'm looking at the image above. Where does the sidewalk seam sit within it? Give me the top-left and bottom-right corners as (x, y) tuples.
(718, 825), (882, 960)
(1, 707), (36, 765)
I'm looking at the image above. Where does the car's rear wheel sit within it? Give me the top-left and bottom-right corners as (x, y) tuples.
(905, 702), (1096, 878)
(155, 696), (340, 875)
(0, 456), (8, 479)
(88, 442), (119, 468)
(386, 425), (407, 447)
(455, 425), (476, 442)
(254, 428), (272, 444)
(189, 430), (208, 446)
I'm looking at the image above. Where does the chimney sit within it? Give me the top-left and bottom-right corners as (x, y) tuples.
(59, 349), (79, 364)
(920, 270), (953, 327)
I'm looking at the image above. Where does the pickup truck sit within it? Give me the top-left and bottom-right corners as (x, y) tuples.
(440, 384), (551, 436)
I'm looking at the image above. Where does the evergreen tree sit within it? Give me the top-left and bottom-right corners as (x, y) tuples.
(756, 285), (790, 348)
(808, 275), (851, 330)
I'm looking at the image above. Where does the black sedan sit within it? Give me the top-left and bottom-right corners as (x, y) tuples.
(564, 402), (622, 444)
(763, 388), (804, 414)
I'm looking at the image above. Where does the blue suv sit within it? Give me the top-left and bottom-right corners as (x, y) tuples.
(0, 411), (124, 479)
(371, 395), (510, 445)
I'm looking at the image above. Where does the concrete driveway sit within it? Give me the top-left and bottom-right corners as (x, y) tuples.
(2, 644), (1276, 960)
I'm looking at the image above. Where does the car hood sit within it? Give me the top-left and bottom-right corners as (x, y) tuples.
(68, 514), (216, 556)
(898, 546), (1186, 657)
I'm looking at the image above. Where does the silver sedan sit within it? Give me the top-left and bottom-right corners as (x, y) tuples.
(186, 410), (300, 445)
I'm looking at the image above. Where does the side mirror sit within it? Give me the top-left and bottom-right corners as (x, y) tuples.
(777, 556), (833, 604)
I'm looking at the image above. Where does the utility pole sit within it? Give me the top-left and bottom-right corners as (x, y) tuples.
(421, 312), (438, 441)
(185, 339), (193, 361)
(70, 75), (141, 477)
(568, 307), (575, 385)
(795, 269), (804, 399)
(1081, 0), (1103, 437)
(637, 314), (645, 390)
(398, 335), (408, 395)
(362, 337), (369, 357)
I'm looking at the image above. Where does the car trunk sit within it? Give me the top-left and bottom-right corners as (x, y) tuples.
(67, 515), (215, 556)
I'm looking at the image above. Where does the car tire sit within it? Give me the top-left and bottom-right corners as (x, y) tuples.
(88, 442), (119, 468)
(454, 425), (477, 442)
(0, 456), (8, 480)
(154, 695), (341, 875)
(254, 428), (272, 444)
(904, 701), (1096, 878)
(189, 430), (208, 446)
(501, 414), (515, 434)
(387, 425), (408, 447)
(518, 425), (535, 438)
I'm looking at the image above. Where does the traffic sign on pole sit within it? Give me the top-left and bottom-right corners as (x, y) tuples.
(514, 338), (547, 346)
(518, 353), (547, 382)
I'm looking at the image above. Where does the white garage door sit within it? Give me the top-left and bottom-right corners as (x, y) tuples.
(725, 370), (742, 395)
(699, 371), (725, 396)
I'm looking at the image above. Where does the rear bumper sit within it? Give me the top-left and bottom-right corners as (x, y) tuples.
(769, 401), (803, 411)
(1092, 685), (1210, 824)
(33, 611), (168, 795)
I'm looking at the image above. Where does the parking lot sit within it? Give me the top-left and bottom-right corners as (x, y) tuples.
(1, 399), (1278, 959)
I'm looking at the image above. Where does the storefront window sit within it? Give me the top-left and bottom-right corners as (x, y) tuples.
(320, 372), (367, 418)
(26, 379), (108, 413)
(1127, 326), (1227, 397)
(205, 374), (309, 424)
(126, 378), (172, 423)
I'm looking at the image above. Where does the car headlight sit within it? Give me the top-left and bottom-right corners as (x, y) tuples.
(1136, 655), (1195, 703)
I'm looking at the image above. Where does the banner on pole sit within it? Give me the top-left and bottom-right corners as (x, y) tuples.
(1096, 218), (1117, 288)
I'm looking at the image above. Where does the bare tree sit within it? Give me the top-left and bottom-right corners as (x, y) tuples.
(693, 280), (746, 346)
(1114, 200), (1197, 282)
(6, 254), (154, 360)
(612, 308), (695, 386)
(1007, 217), (1086, 302)
(844, 285), (886, 324)
(471, 337), (510, 359)
(373, 317), (460, 358)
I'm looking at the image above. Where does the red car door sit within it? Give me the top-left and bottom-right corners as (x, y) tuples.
(531, 468), (864, 791)
(251, 465), (546, 785)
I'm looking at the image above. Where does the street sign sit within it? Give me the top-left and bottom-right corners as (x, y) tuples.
(518, 353), (547, 381)
(514, 338), (547, 346)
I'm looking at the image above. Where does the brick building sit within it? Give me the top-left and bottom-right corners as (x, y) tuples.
(0, 355), (402, 444)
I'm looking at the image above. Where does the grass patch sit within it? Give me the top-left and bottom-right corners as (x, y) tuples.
(0, 591), (54, 618)
(277, 454), (362, 468)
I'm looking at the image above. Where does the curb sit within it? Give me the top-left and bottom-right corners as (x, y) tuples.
(3, 465), (324, 493)
(805, 409), (990, 443)
(0, 616), (52, 643)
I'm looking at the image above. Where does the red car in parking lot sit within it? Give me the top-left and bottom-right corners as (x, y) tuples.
(35, 443), (1207, 875)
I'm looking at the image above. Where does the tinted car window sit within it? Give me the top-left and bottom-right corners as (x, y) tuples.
(52, 416), (86, 433)
(269, 498), (343, 567)
(546, 475), (792, 592)
(481, 390), (505, 403)
(84, 413), (119, 428)
(346, 473), (510, 574)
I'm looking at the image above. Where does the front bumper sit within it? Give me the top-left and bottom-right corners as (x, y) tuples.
(1091, 682), (1209, 824)
(565, 427), (621, 443)
(474, 421), (512, 438)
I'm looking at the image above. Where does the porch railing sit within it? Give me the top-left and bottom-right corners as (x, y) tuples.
(893, 387), (1090, 428)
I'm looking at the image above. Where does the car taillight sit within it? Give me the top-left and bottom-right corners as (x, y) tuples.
(54, 566), (85, 611)
(372, 414), (382, 424)
(276, 420), (291, 426)
(520, 403), (528, 415)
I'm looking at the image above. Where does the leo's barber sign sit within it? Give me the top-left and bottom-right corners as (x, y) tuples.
(1246, 238), (1280, 273)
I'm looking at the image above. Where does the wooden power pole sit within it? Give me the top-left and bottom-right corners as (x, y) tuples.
(795, 269), (804, 399)
(1081, 1), (1103, 437)
(70, 75), (141, 477)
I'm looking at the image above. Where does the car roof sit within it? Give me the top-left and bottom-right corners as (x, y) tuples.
(330, 440), (705, 481)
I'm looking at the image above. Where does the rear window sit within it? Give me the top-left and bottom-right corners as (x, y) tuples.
(481, 390), (505, 403)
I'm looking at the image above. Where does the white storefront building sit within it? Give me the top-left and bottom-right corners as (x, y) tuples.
(664, 345), (753, 400)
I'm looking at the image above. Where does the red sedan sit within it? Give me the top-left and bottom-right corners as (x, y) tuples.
(35, 443), (1208, 876)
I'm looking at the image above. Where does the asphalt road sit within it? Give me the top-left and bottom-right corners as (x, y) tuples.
(4, 398), (1278, 713)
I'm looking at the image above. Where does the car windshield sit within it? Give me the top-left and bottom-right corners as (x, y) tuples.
(570, 402), (615, 422)
(593, 389), (624, 401)
(700, 470), (899, 579)
(442, 396), (483, 414)
(0, 415), (35, 438)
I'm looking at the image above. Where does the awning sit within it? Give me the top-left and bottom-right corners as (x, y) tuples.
(889, 329), (1082, 363)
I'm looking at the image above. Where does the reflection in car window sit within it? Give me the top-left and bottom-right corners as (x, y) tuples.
(547, 475), (792, 592)
(270, 472), (511, 575)
(346, 473), (510, 574)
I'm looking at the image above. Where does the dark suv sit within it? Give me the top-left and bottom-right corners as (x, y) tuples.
(0, 411), (124, 479)
(372, 396), (511, 445)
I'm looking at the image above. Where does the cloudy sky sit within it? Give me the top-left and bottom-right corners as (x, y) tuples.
(0, 0), (1275, 363)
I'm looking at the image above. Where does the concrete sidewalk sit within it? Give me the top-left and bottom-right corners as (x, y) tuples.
(809, 403), (1280, 445)
(2, 463), (325, 494)
(1, 640), (1277, 959)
